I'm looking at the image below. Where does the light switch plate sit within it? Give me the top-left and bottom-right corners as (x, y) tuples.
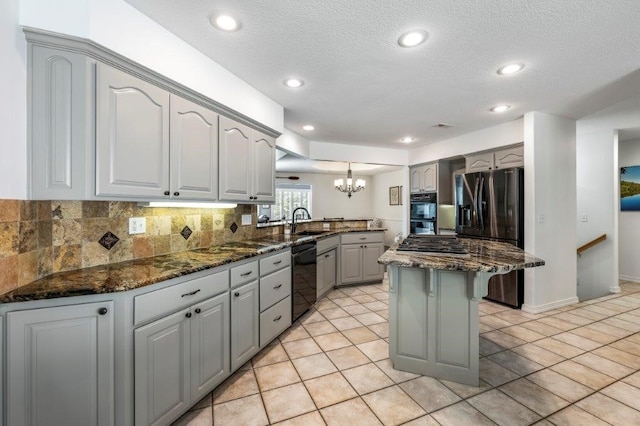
(241, 214), (252, 226)
(128, 217), (146, 234)
(581, 213), (588, 222)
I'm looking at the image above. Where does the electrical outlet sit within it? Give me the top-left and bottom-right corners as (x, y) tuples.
(537, 213), (545, 223)
(323, 223), (330, 230)
(128, 217), (146, 235)
(241, 214), (252, 226)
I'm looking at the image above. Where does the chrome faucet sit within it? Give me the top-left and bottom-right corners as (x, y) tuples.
(291, 207), (311, 233)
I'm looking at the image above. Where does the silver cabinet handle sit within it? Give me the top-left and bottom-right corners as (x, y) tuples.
(274, 284), (282, 289)
(273, 315), (282, 322)
(181, 289), (201, 297)
(240, 271), (253, 277)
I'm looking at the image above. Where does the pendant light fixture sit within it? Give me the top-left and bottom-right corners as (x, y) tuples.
(334, 162), (366, 198)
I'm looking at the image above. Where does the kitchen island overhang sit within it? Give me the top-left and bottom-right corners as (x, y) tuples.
(378, 237), (544, 386)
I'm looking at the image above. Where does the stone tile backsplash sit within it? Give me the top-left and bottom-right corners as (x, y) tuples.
(0, 199), (278, 295)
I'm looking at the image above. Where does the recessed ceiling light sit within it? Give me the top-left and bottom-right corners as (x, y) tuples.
(211, 14), (241, 32)
(490, 104), (511, 113)
(302, 125), (314, 131)
(497, 63), (524, 75)
(284, 78), (304, 88)
(398, 30), (428, 48)
(401, 137), (415, 143)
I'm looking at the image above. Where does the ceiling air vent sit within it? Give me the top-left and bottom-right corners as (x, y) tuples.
(433, 123), (454, 128)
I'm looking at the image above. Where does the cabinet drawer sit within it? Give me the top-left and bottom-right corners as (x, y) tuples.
(259, 250), (290, 277)
(260, 296), (292, 347)
(260, 267), (291, 311)
(317, 235), (340, 254)
(341, 232), (383, 244)
(134, 270), (228, 326)
(230, 260), (259, 287)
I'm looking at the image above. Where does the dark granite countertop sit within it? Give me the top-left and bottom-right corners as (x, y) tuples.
(0, 228), (386, 304)
(378, 238), (545, 273)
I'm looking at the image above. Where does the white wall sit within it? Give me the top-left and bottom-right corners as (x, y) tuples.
(575, 96), (640, 298)
(310, 141), (408, 166)
(371, 169), (406, 246)
(618, 138), (640, 282)
(1, 0), (27, 198)
(277, 129), (311, 158)
(409, 119), (524, 165)
(523, 112), (578, 313)
(20, 0), (284, 132)
(288, 173), (374, 220)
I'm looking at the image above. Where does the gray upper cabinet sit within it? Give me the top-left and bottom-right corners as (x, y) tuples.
(6, 301), (114, 426)
(29, 45), (94, 200)
(170, 96), (219, 200)
(252, 131), (276, 201)
(26, 31), (279, 202)
(219, 116), (276, 203)
(96, 65), (221, 200)
(465, 145), (524, 172)
(410, 163), (437, 193)
(96, 63), (171, 198)
(219, 117), (252, 201)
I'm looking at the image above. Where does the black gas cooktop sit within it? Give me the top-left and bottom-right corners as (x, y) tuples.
(396, 234), (469, 256)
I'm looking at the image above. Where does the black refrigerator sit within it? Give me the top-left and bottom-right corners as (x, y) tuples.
(455, 168), (524, 308)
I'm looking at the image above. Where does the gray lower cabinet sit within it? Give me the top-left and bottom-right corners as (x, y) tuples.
(340, 243), (384, 285)
(6, 301), (114, 426)
(134, 291), (230, 426)
(230, 280), (260, 371)
(389, 267), (479, 386)
(317, 249), (337, 297)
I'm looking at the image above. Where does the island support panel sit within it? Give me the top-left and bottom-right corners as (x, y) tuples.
(389, 265), (502, 386)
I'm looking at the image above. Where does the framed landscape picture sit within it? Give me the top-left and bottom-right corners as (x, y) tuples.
(620, 165), (640, 211)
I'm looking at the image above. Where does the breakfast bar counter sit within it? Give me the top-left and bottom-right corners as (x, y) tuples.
(378, 236), (544, 386)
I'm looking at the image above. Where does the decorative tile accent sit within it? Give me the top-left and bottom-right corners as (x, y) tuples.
(181, 226), (193, 240)
(98, 232), (120, 250)
(230, 222), (238, 233)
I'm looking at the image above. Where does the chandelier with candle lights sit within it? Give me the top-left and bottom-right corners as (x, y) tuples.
(334, 163), (366, 198)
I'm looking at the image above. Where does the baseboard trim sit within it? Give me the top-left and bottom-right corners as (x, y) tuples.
(521, 296), (580, 314)
(619, 274), (640, 283)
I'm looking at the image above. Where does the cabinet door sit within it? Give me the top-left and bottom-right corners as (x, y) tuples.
(422, 164), (438, 192)
(96, 63), (170, 197)
(7, 301), (114, 426)
(219, 116), (252, 201)
(409, 167), (423, 193)
(326, 250), (337, 289)
(252, 131), (276, 202)
(340, 244), (363, 284)
(135, 308), (190, 426)
(362, 243), (385, 282)
(494, 146), (524, 169)
(30, 46), (93, 200)
(465, 152), (494, 172)
(170, 96), (219, 200)
(190, 293), (230, 402)
(231, 280), (260, 371)
(316, 253), (326, 298)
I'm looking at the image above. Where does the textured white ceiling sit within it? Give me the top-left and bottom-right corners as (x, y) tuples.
(125, 0), (640, 149)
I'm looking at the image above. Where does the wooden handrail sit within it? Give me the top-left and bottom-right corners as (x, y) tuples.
(577, 234), (607, 255)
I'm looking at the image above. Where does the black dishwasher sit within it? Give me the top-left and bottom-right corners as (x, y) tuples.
(291, 242), (317, 322)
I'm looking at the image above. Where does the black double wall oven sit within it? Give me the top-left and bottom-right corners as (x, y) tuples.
(410, 192), (437, 235)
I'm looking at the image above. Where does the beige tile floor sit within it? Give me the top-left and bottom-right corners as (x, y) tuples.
(172, 279), (640, 425)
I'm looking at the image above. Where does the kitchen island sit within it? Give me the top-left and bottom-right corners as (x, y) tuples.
(378, 237), (544, 386)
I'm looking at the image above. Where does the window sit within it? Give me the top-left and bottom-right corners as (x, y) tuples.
(272, 184), (312, 221)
